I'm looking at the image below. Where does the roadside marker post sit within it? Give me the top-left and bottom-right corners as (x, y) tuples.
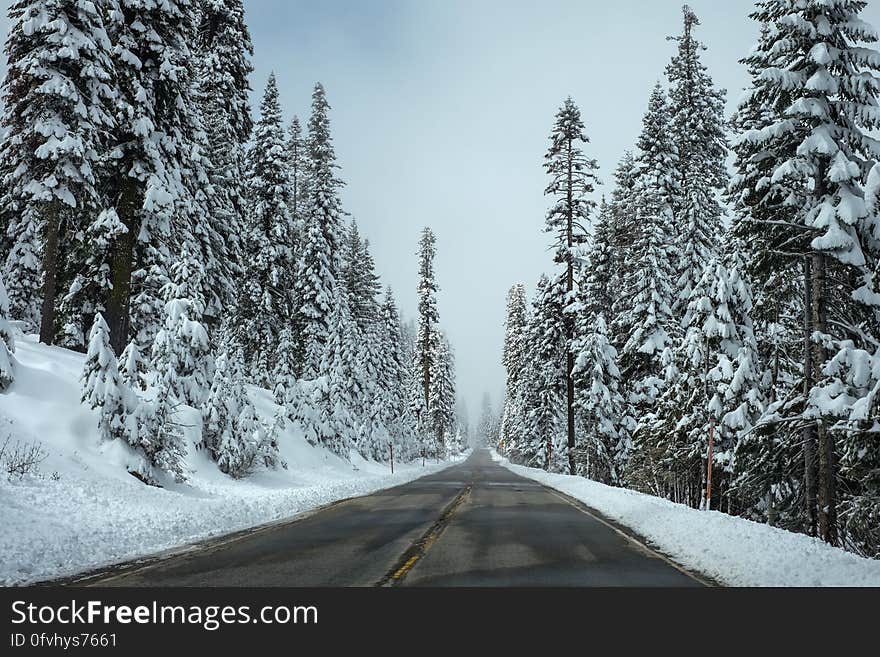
(390, 442), (394, 475)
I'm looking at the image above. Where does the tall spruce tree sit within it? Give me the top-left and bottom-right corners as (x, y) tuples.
(0, 0), (115, 341)
(543, 97), (600, 475)
(414, 227), (439, 435)
(739, 0), (880, 545)
(102, 0), (207, 354)
(194, 0), (254, 325)
(239, 73), (294, 385)
(296, 83), (347, 379)
(617, 85), (679, 412)
(500, 284), (528, 453)
(666, 5), (728, 312)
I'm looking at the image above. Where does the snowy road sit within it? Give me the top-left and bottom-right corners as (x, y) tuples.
(73, 450), (704, 587)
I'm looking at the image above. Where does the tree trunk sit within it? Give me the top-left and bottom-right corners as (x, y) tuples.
(105, 178), (141, 355)
(38, 205), (60, 345)
(802, 256), (818, 537)
(565, 139), (576, 476)
(811, 251), (837, 545)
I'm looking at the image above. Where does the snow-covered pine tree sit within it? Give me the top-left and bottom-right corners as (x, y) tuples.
(414, 227), (439, 434)
(287, 115), (309, 224)
(57, 208), (124, 349)
(151, 245), (212, 408)
(666, 5), (727, 313)
(579, 199), (615, 321)
(239, 73), (294, 385)
(500, 284), (528, 454)
(606, 152), (639, 307)
(272, 326), (298, 405)
(296, 83), (347, 379)
(617, 85), (679, 414)
(0, 273), (15, 390)
(192, 0), (253, 326)
(196, 0), (253, 145)
(81, 313), (128, 443)
(543, 97), (600, 475)
(342, 220), (382, 332)
(118, 339), (148, 392)
(642, 248), (763, 510)
(519, 273), (567, 470)
(378, 287), (408, 446)
(571, 314), (626, 485)
(429, 332), (456, 457)
(102, 0), (207, 354)
(741, 0), (880, 545)
(0, 0), (115, 341)
(726, 2), (813, 535)
(314, 283), (360, 458)
(202, 346), (271, 478)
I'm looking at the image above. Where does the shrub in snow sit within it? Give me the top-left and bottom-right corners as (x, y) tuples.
(202, 348), (281, 478)
(152, 247), (212, 407)
(81, 313), (128, 443)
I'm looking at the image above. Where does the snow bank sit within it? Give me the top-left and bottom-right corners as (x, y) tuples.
(0, 336), (457, 585)
(492, 451), (880, 586)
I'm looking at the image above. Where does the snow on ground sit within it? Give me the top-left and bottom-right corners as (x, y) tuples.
(492, 450), (880, 586)
(0, 334), (459, 586)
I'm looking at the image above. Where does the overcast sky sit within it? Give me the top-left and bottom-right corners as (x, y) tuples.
(247, 0), (880, 422)
(4, 1), (880, 424)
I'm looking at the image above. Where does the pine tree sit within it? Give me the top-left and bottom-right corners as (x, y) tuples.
(478, 393), (497, 444)
(580, 199), (615, 321)
(378, 288), (408, 443)
(287, 115), (309, 222)
(740, 0), (880, 545)
(0, 273), (15, 390)
(202, 347), (265, 478)
(57, 208), (124, 349)
(119, 339), (148, 392)
(0, 0), (115, 342)
(103, 0), (207, 354)
(666, 5), (728, 312)
(239, 73), (294, 385)
(314, 283), (360, 458)
(607, 152), (639, 294)
(429, 332), (456, 456)
(727, 2), (813, 535)
(520, 273), (567, 470)
(543, 97), (599, 474)
(151, 246), (212, 408)
(571, 315), (626, 485)
(81, 313), (128, 443)
(617, 85), (679, 412)
(414, 227), (439, 433)
(500, 284), (528, 453)
(296, 83), (347, 379)
(642, 250), (763, 509)
(191, 0), (254, 326)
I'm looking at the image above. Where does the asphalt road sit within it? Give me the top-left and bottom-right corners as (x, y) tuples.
(75, 449), (704, 587)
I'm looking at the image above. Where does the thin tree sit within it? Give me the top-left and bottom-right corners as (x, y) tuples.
(543, 98), (599, 475)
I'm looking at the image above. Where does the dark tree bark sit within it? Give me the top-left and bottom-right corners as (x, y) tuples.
(38, 205), (60, 345)
(105, 178), (141, 355)
(564, 138), (576, 476)
(811, 250), (837, 545)
(803, 255), (818, 537)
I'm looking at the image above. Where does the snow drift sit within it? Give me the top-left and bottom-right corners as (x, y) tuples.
(0, 334), (454, 585)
